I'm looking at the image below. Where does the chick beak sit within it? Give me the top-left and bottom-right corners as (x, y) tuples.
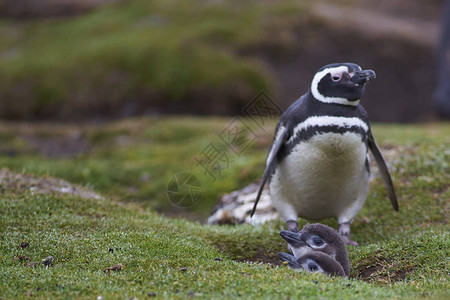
(280, 230), (307, 247)
(277, 252), (300, 268)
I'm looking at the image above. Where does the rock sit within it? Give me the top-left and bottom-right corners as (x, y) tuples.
(103, 263), (123, 273)
(42, 256), (54, 266)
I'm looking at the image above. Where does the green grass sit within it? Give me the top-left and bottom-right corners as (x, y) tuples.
(0, 117), (273, 215)
(0, 117), (449, 299)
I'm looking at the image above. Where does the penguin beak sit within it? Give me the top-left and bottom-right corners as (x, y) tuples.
(277, 252), (300, 268)
(280, 230), (307, 247)
(350, 70), (376, 85)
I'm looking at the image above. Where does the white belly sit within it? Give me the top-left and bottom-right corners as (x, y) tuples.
(270, 132), (370, 223)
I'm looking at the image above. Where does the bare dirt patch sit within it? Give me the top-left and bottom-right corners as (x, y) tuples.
(238, 252), (282, 266)
(353, 257), (417, 283)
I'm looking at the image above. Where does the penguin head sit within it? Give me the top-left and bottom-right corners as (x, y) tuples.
(280, 223), (350, 276)
(310, 63), (376, 106)
(277, 252), (346, 277)
(280, 224), (345, 256)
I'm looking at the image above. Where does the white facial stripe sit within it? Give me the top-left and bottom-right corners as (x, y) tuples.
(266, 125), (285, 165)
(311, 66), (360, 106)
(291, 245), (313, 258)
(310, 243), (327, 250)
(288, 116), (369, 143)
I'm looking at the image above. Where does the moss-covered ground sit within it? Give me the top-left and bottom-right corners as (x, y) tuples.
(0, 117), (449, 299)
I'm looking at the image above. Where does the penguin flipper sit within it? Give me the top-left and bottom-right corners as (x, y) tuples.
(250, 126), (288, 217)
(368, 131), (399, 211)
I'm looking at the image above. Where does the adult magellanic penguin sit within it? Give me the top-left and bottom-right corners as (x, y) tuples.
(251, 63), (398, 245)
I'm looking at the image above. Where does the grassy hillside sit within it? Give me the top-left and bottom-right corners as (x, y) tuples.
(0, 0), (311, 119)
(0, 117), (272, 215)
(0, 117), (448, 218)
(0, 117), (449, 298)
(1, 0), (441, 121)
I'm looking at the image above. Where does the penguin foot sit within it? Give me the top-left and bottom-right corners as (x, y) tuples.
(338, 222), (359, 246)
(286, 220), (299, 232)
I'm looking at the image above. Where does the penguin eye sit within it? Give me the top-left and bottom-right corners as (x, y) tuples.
(308, 263), (319, 272)
(312, 237), (324, 246)
(331, 74), (342, 82)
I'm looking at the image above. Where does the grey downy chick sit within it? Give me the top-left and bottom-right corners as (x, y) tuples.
(280, 223), (350, 277)
(278, 251), (346, 277)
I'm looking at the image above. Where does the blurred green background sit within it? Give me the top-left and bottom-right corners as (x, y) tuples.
(0, 0), (444, 122)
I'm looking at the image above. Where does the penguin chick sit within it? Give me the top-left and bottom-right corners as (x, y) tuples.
(278, 252), (346, 277)
(280, 223), (349, 277)
(251, 62), (398, 245)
